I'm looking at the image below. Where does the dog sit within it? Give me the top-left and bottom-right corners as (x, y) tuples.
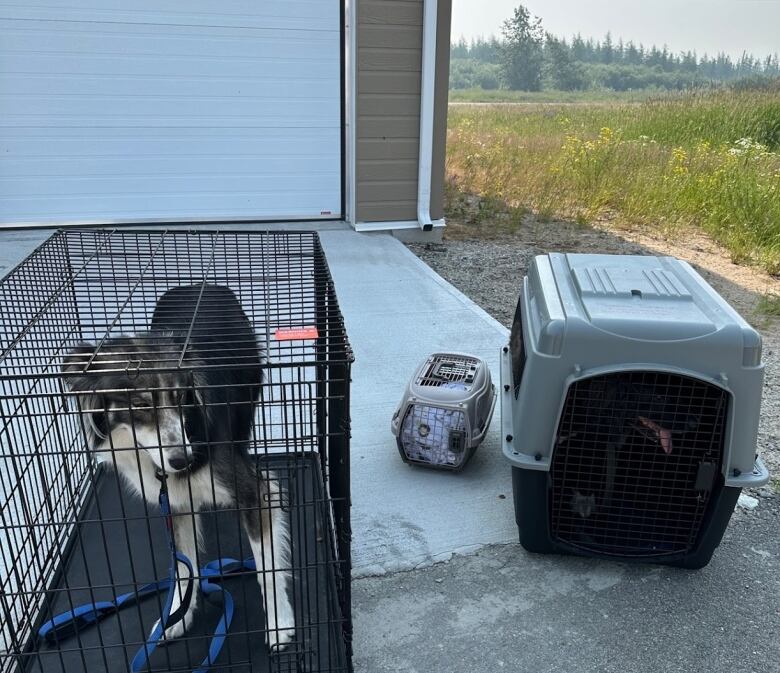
(62, 284), (294, 650)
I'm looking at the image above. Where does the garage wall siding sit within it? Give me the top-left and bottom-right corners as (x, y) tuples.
(355, 0), (450, 224)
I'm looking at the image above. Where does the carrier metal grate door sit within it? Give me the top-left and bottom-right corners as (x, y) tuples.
(550, 371), (730, 557)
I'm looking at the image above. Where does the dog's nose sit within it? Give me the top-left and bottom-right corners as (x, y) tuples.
(168, 455), (189, 471)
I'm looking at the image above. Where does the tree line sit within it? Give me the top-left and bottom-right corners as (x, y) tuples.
(451, 5), (780, 92)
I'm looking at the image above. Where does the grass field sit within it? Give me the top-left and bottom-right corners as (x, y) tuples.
(449, 89), (660, 104)
(446, 89), (780, 274)
(449, 88), (661, 104)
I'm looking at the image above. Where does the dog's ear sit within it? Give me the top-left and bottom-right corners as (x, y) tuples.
(62, 342), (96, 388)
(184, 369), (234, 448)
(62, 342), (108, 446)
(76, 394), (109, 446)
(181, 370), (210, 446)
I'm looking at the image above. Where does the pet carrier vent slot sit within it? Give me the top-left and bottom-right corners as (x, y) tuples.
(549, 371), (729, 558)
(417, 355), (479, 387)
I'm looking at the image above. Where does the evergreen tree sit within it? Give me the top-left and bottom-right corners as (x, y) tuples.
(499, 5), (545, 90)
(545, 34), (587, 90)
(647, 45), (662, 68)
(660, 45), (672, 71)
(451, 37), (469, 59)
(765, 54), (780, 75)
(471, 36), (502, 64)
(616, 38), (625, 64)
(585, 38), (596, 63)
(681, 50), (697, 72)
(602, 32), (614, 64)
(452, 11), (780, 92)
(625, 41), (641, 65)
(571, 33), (587, 61)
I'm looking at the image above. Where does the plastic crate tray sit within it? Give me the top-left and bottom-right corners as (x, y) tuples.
(23, 453), (347, 673)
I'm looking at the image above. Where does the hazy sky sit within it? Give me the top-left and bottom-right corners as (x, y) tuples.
(451, 0), (780, 59)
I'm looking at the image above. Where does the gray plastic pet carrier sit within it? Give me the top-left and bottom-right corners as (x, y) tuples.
(500, 253), (767, 568)
(391, 353), (496, 471)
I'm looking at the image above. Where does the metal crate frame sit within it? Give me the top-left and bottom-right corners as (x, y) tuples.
(0, 229), (353, 673)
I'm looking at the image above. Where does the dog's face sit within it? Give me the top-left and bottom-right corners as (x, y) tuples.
(63, 338), (204, 474)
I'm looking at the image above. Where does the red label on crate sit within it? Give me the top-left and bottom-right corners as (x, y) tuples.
(274, 326), (319, 341)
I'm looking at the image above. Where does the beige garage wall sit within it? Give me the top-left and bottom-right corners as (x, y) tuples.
(355, 0), (451, 224)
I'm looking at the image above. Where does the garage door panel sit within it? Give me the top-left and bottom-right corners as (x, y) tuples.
(1, 22), (338, 63)
(2, 1), (339, 32)
(2, 190), (341, 225)
(1, 20), (337, 50)
(2, 71), (337, 98)
(1, 128), (339, 158)
(2, 171), (341, 198)
(4, 155), (338, 179)
(0, 97), (339, 127)
(0, 1), (342, 225)
(1, 54), (338, 82)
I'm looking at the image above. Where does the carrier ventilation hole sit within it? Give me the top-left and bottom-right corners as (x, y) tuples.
(417, 354), (479, 387)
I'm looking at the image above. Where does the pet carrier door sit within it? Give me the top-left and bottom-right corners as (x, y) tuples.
(550, 371), (730, 558)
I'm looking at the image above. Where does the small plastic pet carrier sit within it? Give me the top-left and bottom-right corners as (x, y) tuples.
(0, 230), (353, 673)
(501, 253), (768, 568)
(391, 353), (496, 471)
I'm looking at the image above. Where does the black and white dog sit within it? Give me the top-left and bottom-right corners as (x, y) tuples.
(63, 284), (294, 650)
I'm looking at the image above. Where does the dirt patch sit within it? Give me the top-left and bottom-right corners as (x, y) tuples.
(407, 216), (780, 487)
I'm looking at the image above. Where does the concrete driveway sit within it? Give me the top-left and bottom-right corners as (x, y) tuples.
(353, 500), (780, 673)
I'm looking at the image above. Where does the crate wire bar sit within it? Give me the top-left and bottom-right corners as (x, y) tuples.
(0, 229), (353, 673)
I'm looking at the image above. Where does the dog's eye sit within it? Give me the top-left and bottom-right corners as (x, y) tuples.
(131, 396), (152, 409)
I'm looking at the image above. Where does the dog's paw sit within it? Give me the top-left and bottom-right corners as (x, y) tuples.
(266, 603), (295, 651)
(162, 616), (188, 641)
(151, 577), (198, 643)
(150, 608), (195, 643)
(267, 624), (296, 652)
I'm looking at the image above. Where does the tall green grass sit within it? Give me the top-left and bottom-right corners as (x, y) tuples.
(447, 91), (780, 273)
(449, 88), (657, 104)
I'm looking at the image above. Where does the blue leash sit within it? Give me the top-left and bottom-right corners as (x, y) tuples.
(38, 473), (255, 673)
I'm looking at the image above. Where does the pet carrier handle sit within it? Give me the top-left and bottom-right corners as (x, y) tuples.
(470, 385), (497, 447)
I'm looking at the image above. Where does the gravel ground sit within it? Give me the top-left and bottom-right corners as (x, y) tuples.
(407, 217), (780, 488)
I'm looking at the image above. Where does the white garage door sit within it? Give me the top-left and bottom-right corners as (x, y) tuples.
(0, 2), (342, 225)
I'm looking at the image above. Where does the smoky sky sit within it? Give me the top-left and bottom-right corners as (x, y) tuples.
(451, 0), (780, 59)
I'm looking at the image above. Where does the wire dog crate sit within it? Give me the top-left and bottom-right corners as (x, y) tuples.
(501, 253), (768, 568)
(0, 229), (353, 673)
